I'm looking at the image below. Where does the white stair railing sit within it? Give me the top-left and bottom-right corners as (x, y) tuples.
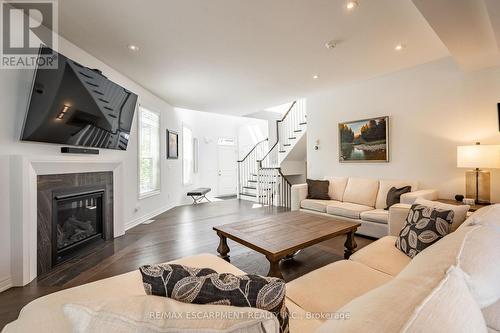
(237, 139), (268, 199)
(256, 99), (306, 208)
(257, 166), (291, 208)
(278, 99), (306, 154)
(239, 99), (306, 207)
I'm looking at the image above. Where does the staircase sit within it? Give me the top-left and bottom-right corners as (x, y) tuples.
(238, 99), (307, 208)
(238, 138), (269, 199)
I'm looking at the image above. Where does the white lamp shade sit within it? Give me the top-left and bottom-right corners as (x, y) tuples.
(457, 145), (500, 169)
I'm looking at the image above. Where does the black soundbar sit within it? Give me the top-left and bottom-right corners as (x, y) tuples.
(61, 147), (99, 155)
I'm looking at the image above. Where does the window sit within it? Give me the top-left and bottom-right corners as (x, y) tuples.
(217, 137), (236, 146)
(183, 126), (194, 185)
(138, 107), (160, 198)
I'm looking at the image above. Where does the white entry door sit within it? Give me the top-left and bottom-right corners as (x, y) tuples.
(217, 144), (238, 196)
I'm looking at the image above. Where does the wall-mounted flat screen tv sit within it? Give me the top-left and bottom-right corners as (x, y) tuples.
(21, 46), (138, 150)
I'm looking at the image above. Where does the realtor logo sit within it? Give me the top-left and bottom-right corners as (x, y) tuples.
(1, 0), (58, 69)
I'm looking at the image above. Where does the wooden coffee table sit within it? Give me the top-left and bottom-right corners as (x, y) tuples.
(213, 211), (361, 279)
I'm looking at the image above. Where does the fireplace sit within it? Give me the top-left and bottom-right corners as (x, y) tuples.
(37, 172), (114, 276)
(52, 187), (105, 265)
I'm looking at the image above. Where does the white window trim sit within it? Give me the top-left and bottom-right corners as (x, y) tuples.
(138, 105), (161, 200)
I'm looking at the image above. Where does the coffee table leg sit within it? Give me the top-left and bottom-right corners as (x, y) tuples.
(216, 232), (230, 262)
(266, 256), (283, 279)
(344, 231), (357, 259)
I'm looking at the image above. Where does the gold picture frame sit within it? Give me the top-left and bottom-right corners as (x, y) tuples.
(338, 116), (390, 163)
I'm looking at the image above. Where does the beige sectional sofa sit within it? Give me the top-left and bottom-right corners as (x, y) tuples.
(4, 204), (500, 333)
(291, 177), (438, 238)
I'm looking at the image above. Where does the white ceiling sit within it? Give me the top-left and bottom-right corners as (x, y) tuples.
(56, 0), (454, 115)
(412, 0), (500, 71)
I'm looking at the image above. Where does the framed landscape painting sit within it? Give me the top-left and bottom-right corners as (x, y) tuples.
(167, 130), (179, 159)
(338, 116), (389, 162)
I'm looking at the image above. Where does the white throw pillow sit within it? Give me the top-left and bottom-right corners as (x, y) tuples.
(401, 266), (487, 333)
(458, 225), (500, 308)
(463, 204), (500, 230)
(414, 198), (469, 231)
(63, 295), (279, 333)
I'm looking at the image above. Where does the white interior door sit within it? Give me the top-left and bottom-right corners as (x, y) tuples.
(217, 145), (237, 196)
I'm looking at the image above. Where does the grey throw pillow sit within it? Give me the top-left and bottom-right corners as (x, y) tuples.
(395, 204), (454, 258)
(140, 264), (289, 333)
(306, 179), (330, 200)
(385, 186), (412, 210)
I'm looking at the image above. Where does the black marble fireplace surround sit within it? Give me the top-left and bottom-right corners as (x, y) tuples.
(37, 172), (113, 276)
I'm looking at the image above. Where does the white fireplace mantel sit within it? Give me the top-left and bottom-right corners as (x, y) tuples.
(9, 155), (124, 286)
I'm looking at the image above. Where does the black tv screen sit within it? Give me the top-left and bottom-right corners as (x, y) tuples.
(21, 47), (138, 150)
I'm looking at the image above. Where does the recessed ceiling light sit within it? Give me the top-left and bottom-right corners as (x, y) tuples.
(325, 40), (337, 49)
(346, 1), (358, 10)
(395, 43), (406, 51)
(127, 44), (139, 51)
(313, 74), (319, 79)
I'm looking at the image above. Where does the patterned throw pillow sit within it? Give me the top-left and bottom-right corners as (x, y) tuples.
(395, 204), (454, 258)
(140, 264), (289, 333)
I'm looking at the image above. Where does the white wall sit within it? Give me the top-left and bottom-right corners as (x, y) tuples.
(0, 157), (11, 291)
(244, 110), (282, 147)
(0, 35), (262, 289)
(307, 58), (500, 202)
(238, 120), (268, 160)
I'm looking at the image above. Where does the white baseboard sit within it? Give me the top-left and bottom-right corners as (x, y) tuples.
(0, 276), (12, 293)
(124, 204), (174, 231)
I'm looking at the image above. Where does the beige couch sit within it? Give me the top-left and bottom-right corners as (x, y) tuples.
(4, 204), (500, 333)
(291, 177), (438, 238)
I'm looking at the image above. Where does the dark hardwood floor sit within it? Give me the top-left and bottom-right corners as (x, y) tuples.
(0, 199), (373, 329)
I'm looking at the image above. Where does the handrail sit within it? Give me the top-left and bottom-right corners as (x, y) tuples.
(277, 168), (291, 186)
(277, 168), (292, 208)
(278, 100), (297, 123)
(237, 138), (268, 163)
(258, 100), (297, 164)
(258, 141), (278, 166)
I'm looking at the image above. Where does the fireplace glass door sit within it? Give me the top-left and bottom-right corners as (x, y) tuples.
(53, 190), (104, 263)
